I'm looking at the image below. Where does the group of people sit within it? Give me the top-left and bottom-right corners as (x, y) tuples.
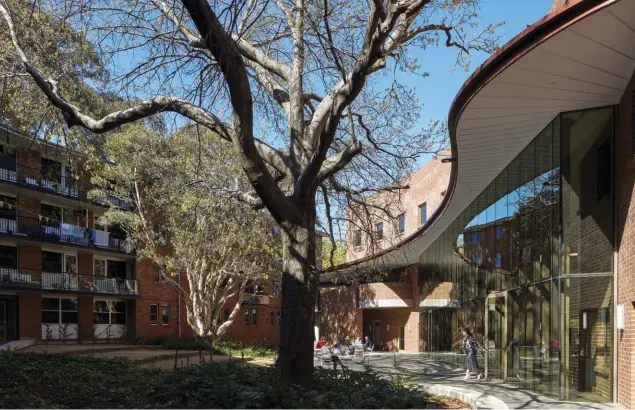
(315, 335), (374, 370)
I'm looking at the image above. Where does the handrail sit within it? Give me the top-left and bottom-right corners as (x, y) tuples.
(0, 267), (138, 295)
(0, 215), (135, 254)
(15, 163), (79, 198)
(92, 191), (131, 210)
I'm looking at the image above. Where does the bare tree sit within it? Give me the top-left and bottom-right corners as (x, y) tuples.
(0, 0), (500, 385)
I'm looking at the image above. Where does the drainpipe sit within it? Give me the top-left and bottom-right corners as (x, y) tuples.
(178, 268), (182, 338)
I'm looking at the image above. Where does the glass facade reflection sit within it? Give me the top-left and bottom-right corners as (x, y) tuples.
(419, 107), (615, 402)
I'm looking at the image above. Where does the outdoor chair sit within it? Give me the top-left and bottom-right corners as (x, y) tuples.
(362, 345), (375, 361)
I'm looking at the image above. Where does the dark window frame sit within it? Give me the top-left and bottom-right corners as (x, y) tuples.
(161, 305), (170, 326)
(419, 202), (427, 225)
(150, 304), (158, 325)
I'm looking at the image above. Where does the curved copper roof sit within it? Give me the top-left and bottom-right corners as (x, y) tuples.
(322, 0), (634, 280)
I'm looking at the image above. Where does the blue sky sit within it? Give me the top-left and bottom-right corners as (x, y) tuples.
(405, 0), (552, 167)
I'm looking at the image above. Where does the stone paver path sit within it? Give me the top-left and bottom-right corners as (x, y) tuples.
(336, 353), (623, 410)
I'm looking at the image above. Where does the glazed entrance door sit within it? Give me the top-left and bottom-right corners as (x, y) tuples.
(485, 293), (506, 380)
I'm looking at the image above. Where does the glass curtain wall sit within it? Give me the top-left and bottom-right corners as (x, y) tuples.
(419, 107), (614, 402)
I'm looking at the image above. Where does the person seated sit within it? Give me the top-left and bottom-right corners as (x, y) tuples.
(364, 336), (374, 351)
(354, 336), (363, 345)
(315, 336), (327, 349)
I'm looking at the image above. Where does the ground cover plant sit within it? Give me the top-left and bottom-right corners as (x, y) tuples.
(0, 352), (468, 408)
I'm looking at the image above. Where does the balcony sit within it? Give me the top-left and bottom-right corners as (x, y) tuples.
(0, 216), (134, 254)
(92, 192), (131, 210)
(0, 268), (139, 295)
(0, 163), (79, 199)
(244, 295), (270, 306)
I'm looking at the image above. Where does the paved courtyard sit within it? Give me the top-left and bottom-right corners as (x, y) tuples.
(330, 353), (622, 410)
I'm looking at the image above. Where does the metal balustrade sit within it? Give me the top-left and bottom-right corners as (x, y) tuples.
(14, 164), (79, 198)
(0, 267), (138, 295)
(0, 216), (134, 254)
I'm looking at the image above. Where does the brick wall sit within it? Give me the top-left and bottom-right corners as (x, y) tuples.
(362, 308), (419, 352)
(17, 150), (40, 171)
(616, 69), (635, 409)
(18, 196), (40, 220)
(18, 245), (41, 271)
(18, 292), (41, 339)
(135, 259), (181, 340)
(318, 286), (362, 343)
(223, 303), (282, 347)
(78, 295), (94, 341)
(347, 152), (451, 261)
(359, 282), (412, 303)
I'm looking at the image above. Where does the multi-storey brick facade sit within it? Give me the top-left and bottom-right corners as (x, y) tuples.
(0, 127), (192, 343)
(346, 152), (451, 262)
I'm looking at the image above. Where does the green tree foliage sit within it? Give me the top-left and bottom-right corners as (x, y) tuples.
(0, 0), (105, 137)
(89, 125), (281, 341)
(320, 240), (347, 269)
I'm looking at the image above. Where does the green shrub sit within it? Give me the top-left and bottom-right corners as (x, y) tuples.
(0, 354), (459, 408)
(151, 364), (431, 409)
(142, 337), (277, 358)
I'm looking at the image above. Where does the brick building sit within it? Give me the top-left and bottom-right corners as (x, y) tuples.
(0, 126), (189, 342)
(320, 0), (635, 406)
(0, 126), (285, 346)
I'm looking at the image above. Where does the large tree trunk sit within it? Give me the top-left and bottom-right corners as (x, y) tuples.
(278, 201), (318, 387)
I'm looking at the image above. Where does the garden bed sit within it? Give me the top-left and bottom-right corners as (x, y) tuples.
(0, 353), (470, 408)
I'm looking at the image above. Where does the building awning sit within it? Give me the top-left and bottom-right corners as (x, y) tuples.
(322, 0), (635, 281)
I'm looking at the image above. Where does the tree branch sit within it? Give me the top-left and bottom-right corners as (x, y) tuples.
(316, 140), (362, 184)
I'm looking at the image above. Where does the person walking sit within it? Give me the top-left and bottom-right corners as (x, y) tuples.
(462, 328), (484, 380)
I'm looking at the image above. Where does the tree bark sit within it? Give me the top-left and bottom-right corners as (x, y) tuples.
(278, 199), (318, 386)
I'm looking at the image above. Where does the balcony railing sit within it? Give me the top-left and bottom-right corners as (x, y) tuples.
(0, 268), (138, 295)
(92, 192), (131, 210)
(0, 216), (134, 254)
(7, 164), (79, 198)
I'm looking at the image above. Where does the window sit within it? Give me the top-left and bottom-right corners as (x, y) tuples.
(224, 308), (230, 322)
(150, 304), (158, 325)
(398, 214), (405, 233)
(0, 245), (17, 269)
(41, 157), (62, 182)
(252, 309), (258, 327)
(0, 144), (16, 172)
(495, 225), (503, 240)
(94, 259), (107, 277)
(597, 138), (611, 202)
(270, 311), (275, 326)
(42, 251), (63, 272)
(419, 203), (427, 225)
(353, 230), (362, 247)
(154, 266), (165, 283)
(94, 300), (126, 324)
(277, 311), (281, 326)
(40, 204), (61, 226)
(272, 282), (280, 297)
(0, 195), (16, 221)
(495, 253), (503, 268)
(161, 306), (170, 325)
(470, 231), (481, 244)
(398, 326), (405, 350)
(244, 309), (250, 326)
(471, 255), (481, 264)
(157, 228), (168, 246)
(376, 223), (383, 240)
(42, 297), (78, 324)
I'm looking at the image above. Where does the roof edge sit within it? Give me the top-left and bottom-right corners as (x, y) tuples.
(321, 0), (617, 277)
